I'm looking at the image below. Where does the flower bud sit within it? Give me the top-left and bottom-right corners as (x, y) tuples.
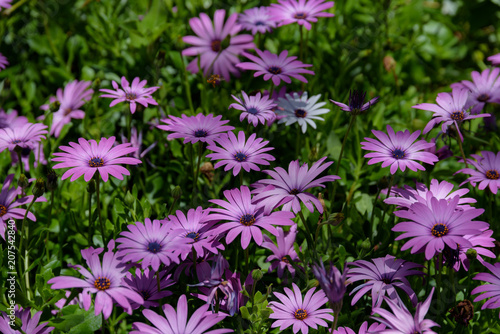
(251, 269), (263, 282)
(465, 248), (477, 261)
(50, 100), (61, 113)
(124, 190), (135, 206)
(46, 169), (58, 191)
(326, 213), (344, 226)
(361, 238), (371, 250)
(92, 78), (101, 90)
(33, 178), (46, 198)
(18, 174), (29, 189)
(171, 186), (182, 201)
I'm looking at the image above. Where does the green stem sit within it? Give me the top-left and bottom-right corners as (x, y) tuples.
(46, 190), (55, 260)
(437, 252), (443, 305)
(245, 247), (250, 276)
(167, 197), (178, 217)
(182, 57), (195, 115)
(331, 310), (340, 333)
(299, 25), (304, 61)
(16, 151), (24, 175)
(295, 126), (301, 158)
(379, 174), (395, 225)
(19, 197), (36, 301)
(88, 189), (93, 246)
(96, 176), (107, 246)
(456, 127), (469, 168)
(127, 112), (132, 140)
(298, 210), (317, 260)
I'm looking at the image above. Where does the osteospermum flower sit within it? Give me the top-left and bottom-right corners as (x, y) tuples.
(333, 322), (386, 334)
(0, 53), (8, 70)
(123, 268), (174, 310)
(456, 151), (500, 194)
(347, 255), (423, 308)
(372, 288), (439, 334)
(52, 136), (141, 182)
(237, 49), (314, 86)
(0, 306), (54, 334)
(450, 229), (496, 272)
(312, 261), (346, 312)
(472, 262), (500, 319)
(450, 68), (500, 114)
(182, 9), (255, 81)
(269, 0), (334, 30)
(47, 241), (144, 319)
(252, 157), (340, 214)
(238, 6), (277, 35)
(276, 92), (330, 133)
(206, 131), (275, 176)
(0, 122), (48, 153)
(48, 80), (94, 137)
(412, 88), (490, 142)
(157, 113), (234, 144)
(209, 186), (295, 249)
(131, 294), (233, 334)
(229, 91), (277, 127)
(393, 196), (489, 260)
(360, 125), (439, 174)
(330, 90), (380, 115)
(99, 77), (159, 114)
(268, 283), (334, 334)
(262, 225), (301, 279)
(0, 109), (28, 129)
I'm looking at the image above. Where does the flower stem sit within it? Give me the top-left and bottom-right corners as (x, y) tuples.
(331, 310), (340, 333)
(332, 115), (357, 203)
(46, 190), (55, 260)
(456, 127), (469, 168)
(19, 197), (36, 301)
(379, 174), (395, 225)
(298, 210), (317, 260)
(16, 150), (24, 175)
(88, 188), (93, 246)
(245, 247), (250, 276)
(437, 252), (443, 305)
(299, 25), (304, 61)
(96, 176), (107, 246)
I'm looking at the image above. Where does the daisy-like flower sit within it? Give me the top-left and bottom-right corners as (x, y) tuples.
(472, 262), (500, 319)
(372, 288), (439, 334)
(412, 88), (490, 142)
(0, 109), (28, 129)
(120, 127), (157, 166)
(252, 157), (340, 214)
(450, 68), (500, 114)
(487, 53), (500, 65)
(48, 80), (94, 137)
(276, 92), (330, 133)
(209, 186), (295, 249)
(347, 255), (423, 308)
(99, 77), (159, 114)
(52, 136), (141, 182)
(116, 218), (188, 271)
(268, 282), (334, 334)
(47, 240), (144, 319)
(269, 0), (334, 30)
(238, 6), (277, 35)
(131, 294), (233, 334)
(456, 151), (500, 194)
(0, 53), (8, 70)
(237, 49), (314, 86)
(0, 0), (11, 11)
(450, 229), (496, 272)
(360, 125), (439, 175)
(157, 113), (234, 144)
(330, 89), (380, 115)
(229, 91), (277, 127)
(333, 322), (386, 334)
(182, 9), (255, 81)
(0, 306), (54, 334)
(206, 131), (275, 176)
(312, 261), (346, 312)
(0, 122), (48, 153)
(123, 268), (174, 310)
(261, 225), (301, 279)
(392, 196), (489, 260)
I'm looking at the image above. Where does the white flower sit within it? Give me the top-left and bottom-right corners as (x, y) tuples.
(276, 92), (330, 133)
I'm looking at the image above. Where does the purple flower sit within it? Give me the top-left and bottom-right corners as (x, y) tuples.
(47, 241), (144, 319)
(131, 295), (233, 334)
(182, 9), (255, 81)
(268, 282), (334, 334)
(174, 253), (213, 281)
(487, 53), (500, 65)
(0, 109), (28, 129)
(206, 131), (275, 176)
(412, 88), (490, 142)
(237, 49), (314, 86)
(347, 255), (423, 308)
(238, 6), (277, 35)
(269, 0), (334, 30)
(52, 136), (141, 182)
(157, 113), (234, 144)
(451, 229), (496, 271)
(99, 77), (159, 114)
(392, 196), (489, 260)
(0, 0), (11, 11)
(229, 91), (277, 127)
(120, 127), (157, 165)
(372, 288), (439, 334)
(209, 186), (295, 249)
(116, 218), (188, 271)
(189, 254), (229, 287)
(0, 306), (54, 334)
(276, 92), (330, 133)
(312, 261), (346, 312)
(0, 53), (8, 70)
(262, 224), (301, 279)
(361, 125), (439, 174)
(0, 122), (48, 153)
(10, 140), (47, 172)
(456, 151), (500, 194)
(472, 262), (500, 319)
(123, 268), (174, 310)
(252, 157), (340, 214)
(333, 322), (386, 334)
(330, 90), (379, 115)
(450, 68), (500, 114)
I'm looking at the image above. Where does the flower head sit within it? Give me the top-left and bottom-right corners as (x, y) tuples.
(182, 9), (255, 81)
(238, 6), (277, 35)
(472, 262), (500, 319)
(262, 225), (301, 279)
(268, 282), (334, 334)
(0, 306), (54, 334)
(123, 268), (174, 310)
(449, 229), (496, 271)
(330, 90), (379, 115)
(269, 0), (334, 30)
(0, 53), (8, 70)
(0, 122), (48, 153)
(237, 49), (314, 86)
(456, 151), (500, 194)
(10, 140), (47, 172)
(361, 125), (438, 174)
(206, 131), (275, 176)
(450, 68), (500, 114)
(0, 109), (28, 129)
(99, 77), (159, 114)
(157, 113), (234, 145)
(312, 261), (346, 312)
(229, 91), (277, 127)
(276, 92), (330, 133)
(52, 136), (141, 182)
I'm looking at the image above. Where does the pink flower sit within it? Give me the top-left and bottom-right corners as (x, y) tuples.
(238, 6), (277, 35)
(229, 91), (277, 127)
(0, 52), (8, 71)
(100, 77), (159, 114)
(456, 151), (500, 194)
(0, 109), (28, 129)
(270, 0), (334, 30)
(0, 122), (48, 153)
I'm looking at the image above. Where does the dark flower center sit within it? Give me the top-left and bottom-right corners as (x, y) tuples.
(88, 157), (104, 167)
(186, 231), (200, 242)
(268, 66), (282, 75)
(294, 308), (308, 320)
(431, 223), (449, 237)
(234, 152), (248, 162)
(255, 20), (265, 26)
(295, 109), (307, 118)
(126, 93), (137, 100)
(247, 107), (259, 115)
(294, 12), (307, 20)
(64, 108), (73, 116)
(240, 214), (256, 226)
(12, 140), (21, 144)
(381, 273), (393, 284)
(21, 147), (31, 156)
(211, 39), (222, 52)
(289, 188), (300, 195)
(486, 170), (499, 180)
(348, 89), (367, 112)
(477, 93), (490, 102)
(94, 277), (111, 291)
(451, 111), (465, 121)
(139, 290), (151, 300)
(281, 256), (290, 263)
(392, 149), (405, 159)
(147, 241), (162, 253)
(0, 204), (7, 217)
(194, 129), (208, 137)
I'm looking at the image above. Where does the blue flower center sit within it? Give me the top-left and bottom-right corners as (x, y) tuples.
(94, 277), (111, 291)
(89, 157), (104, 167)
(240, 214), (256, 226)
(268, 66), (282, 75)
(391, 149), (405, 160)
(255, 21), (265, 26)
(211, 39), (221, 52)
(294, 308), (308, 320)
(247, 107), (259, 115)
(125, 93), (137, 100)
(234, 152), (248, 162)
(294, 12), (307, 19)
(295, 109), (307, 118)
(186, 231), (200, 242)
(194, 129), (208, 137)
(431, 223), (448, 237)
(12, 140), (21, 144)
(451, 111), (465, 121)
(147, 241), (162, 253)
(289, 188), (300, 195)
(477, 93), (489, 102)
(486, 170), (499, 180)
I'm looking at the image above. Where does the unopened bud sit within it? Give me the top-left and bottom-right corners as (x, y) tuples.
(326, 213), (344, 226)
(46, 169), (58, 191)
(383, 55), (396, 73)
(171, 186), (182, 200)
(18, 174), (29, 189)
(124, 190), (134, 206)
(50, 100), (61, 113)
(465, 248), (477, 261)
(361, 238), (371, 250)
(251, 269), (263, 282)
(33, 178), (46, 198)
(87, 179), (96, 194)
(93, 78), (101, 90)
(200, 162), (214, 182)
